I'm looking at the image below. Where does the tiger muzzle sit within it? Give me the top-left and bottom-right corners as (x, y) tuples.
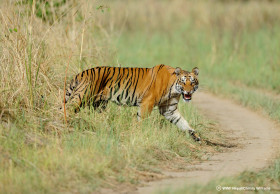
(182, 92), (192, 101)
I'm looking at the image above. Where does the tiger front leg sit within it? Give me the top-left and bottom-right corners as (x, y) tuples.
(159, 105), (201, 142)
(137, 98), (155, 121)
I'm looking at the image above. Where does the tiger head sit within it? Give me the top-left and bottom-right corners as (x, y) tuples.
(174, 67), (199, 102)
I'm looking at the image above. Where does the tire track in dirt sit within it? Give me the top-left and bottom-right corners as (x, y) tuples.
(135, 92), (280, 193)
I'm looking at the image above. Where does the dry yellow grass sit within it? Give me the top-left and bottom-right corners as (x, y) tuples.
(1, 0), (280, 193)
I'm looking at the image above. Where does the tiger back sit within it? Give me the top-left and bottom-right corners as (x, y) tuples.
(64, 64), (201, 141)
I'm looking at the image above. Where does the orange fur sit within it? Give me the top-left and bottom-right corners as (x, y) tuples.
(64, 64), (201, 141)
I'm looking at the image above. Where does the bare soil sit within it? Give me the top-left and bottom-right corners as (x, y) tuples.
(135, 92), (280, 193)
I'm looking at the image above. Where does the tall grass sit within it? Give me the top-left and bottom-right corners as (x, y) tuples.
(0, 0), (227, 193)
(108, 0), (280, 192)
(1, 0), (280, 192)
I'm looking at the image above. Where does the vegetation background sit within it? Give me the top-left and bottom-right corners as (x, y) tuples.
(0, 0), (280, 193)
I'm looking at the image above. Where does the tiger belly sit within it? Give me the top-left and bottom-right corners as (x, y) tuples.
(108, 89), (139, 106)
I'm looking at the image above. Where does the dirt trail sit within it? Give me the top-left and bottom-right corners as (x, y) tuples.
(135, 92), (280, 193)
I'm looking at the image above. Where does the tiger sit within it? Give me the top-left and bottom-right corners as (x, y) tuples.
(64, 64), (200, 141)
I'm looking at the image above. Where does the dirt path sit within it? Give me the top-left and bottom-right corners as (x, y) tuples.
(135, 92), (280, 193)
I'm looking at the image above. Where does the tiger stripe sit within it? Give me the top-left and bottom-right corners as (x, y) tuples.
(64, 64), (200, 141)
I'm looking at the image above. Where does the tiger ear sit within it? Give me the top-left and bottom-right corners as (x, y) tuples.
(192, 67), (199, 76)
(174, 67), (181, 76)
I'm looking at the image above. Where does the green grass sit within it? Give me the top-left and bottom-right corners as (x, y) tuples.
(115, 27), (280, 92)
(115, 24), (280, 121)
(1, 0), (280, 193)
(158, 160), (280, 194)
(0, 97), (221, 193)
(1, 1), (224, 192)
(113, 14), (280, 193)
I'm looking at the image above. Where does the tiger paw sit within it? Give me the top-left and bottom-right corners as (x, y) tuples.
(189, 130), (201, 142)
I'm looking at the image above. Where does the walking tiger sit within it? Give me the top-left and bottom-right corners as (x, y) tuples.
(64, 64), (200, 141)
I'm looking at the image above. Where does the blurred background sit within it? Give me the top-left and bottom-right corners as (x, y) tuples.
(1, 0), (280, 111)
(1, 0), (280, 193)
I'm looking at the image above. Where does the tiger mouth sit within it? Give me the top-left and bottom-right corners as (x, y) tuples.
(182, 93), (192, 101)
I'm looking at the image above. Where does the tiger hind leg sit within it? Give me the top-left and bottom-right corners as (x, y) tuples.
(92, 100), (108, 113)
(66, 82), (90, 113)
